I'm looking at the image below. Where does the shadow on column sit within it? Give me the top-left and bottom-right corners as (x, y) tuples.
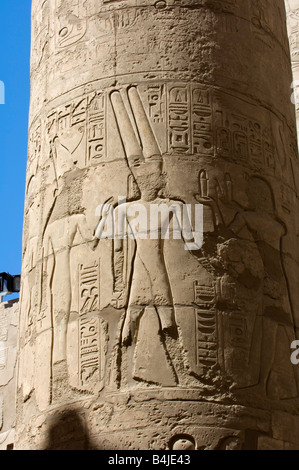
(44, 408), (99, 450)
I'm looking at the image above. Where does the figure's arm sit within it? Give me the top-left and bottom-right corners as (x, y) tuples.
(172, 202), (204, 252)
(229, 213), (247, 236)
(112, 206), (136, 308)
(95, 211), (110, 240)
(91, 199), (116, 250)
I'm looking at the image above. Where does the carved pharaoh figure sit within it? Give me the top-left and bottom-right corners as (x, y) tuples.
(95, 88), (202, 386)
(16, 0), (299, 451)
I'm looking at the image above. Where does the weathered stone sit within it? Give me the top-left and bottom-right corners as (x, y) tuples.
(0, 300), (19, 450)
(286, 0), (299, 138)
(15, 0), (299, 450)
(272, 411), (299, 445)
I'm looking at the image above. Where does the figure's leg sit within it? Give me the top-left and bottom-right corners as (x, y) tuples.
(156, 306), (175, 331)
(132, 306), (177, 386)
(52, 249), (71, 365)
(256, 317), (277, 393)
(121, 305), (145, 345)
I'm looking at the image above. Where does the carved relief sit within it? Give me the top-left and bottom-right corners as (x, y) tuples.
(101, 9), (141, 30)
(47, 98), (86, 172)
(195, 169), (298, 396)
(194, 281), (218, 369)
(287, 5), (299, 63)
(137, 83), (278, 176)
(87, 92), (106, 164)
(31, 0), (49, 72)
(147, 84), (165, 124)
(214, 107), (275, 172)
(42, 215), (96, 369)
(21, 122), (44, 340)
(47, 91), (106, 171)
(16, 0), (299, 451)
(79, 316), (106, 389)
(167, 84), (213, 156)
(286, 0), (299, 139)
(79, 263), (99, 315)
(23, 80), (299, 403)
(100, 0), (237, 12)
(39, 150), (98, 399)
(0, 344), (7, 371)
(251, 0), (272, 34)
(109, 87), (178, 384)
(55, 0), (87, 48)
(94, 86), (206, 387)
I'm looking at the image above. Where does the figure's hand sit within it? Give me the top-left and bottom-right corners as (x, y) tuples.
(94, 197), (115, 240)
(215, 174), (233, 205)
(194, 171), (224, 228)
(111, 289), (126, 309)
(194, 172), (236, 228)
(91, 237), (100, 251)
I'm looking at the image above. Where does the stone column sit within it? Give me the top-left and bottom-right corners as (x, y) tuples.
(16, 0), (299, 450)
(0, 300), (19, 450)
(286, 0), (299, 137)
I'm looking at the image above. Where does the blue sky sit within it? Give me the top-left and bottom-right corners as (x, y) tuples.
(0, 1), (31, 298)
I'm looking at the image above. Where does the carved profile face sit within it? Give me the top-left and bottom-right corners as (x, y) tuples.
(131, 159), (165, 201)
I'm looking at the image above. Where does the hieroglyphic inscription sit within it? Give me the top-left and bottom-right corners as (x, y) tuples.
(167, 84), (213, 155)
(47, 97), (86, 143)
(194, 283), (214, 306)
(288, 9), (299, 62)
(87, 92), (106, 164)
(47, 91), (106, 168)
(215, 109), (275, 171)
(147, 85), (165, 124)
(78, 263), (102, 388)
(79, 317), (102, 387)
(194, 282), (217, 368)
(141, 81), (276, 171)
(286, 2), (299, 137)
(168, 86), (190, 153)
(192, 87), (213, 155)
(79, 263), (99, 315)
